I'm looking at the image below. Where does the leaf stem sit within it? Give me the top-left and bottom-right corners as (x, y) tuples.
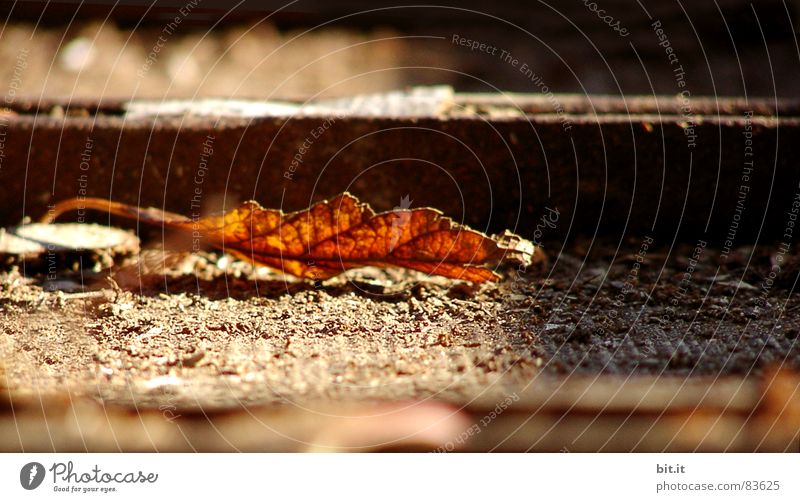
(41, 198), (189, 225)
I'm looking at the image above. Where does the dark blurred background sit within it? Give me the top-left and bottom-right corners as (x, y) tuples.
(0, 0), (797, 100)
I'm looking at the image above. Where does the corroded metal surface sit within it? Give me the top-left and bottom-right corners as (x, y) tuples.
(1, 94), (797, 246)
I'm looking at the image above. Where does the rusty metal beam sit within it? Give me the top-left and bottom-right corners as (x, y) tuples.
(1, 94), (797, 245)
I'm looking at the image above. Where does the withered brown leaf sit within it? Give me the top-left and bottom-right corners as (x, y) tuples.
(42, 193), (534, 282)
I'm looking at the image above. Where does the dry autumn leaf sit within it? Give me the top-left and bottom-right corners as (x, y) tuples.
(42, 193), (534, 282)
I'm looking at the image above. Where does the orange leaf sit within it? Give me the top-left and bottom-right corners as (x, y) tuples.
(42, 193), (535, 282)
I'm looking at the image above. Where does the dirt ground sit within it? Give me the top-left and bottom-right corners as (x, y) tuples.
(1, 238), (798, 413)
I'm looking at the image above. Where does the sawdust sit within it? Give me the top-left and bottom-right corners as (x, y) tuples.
(1, 241), (799, 413)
